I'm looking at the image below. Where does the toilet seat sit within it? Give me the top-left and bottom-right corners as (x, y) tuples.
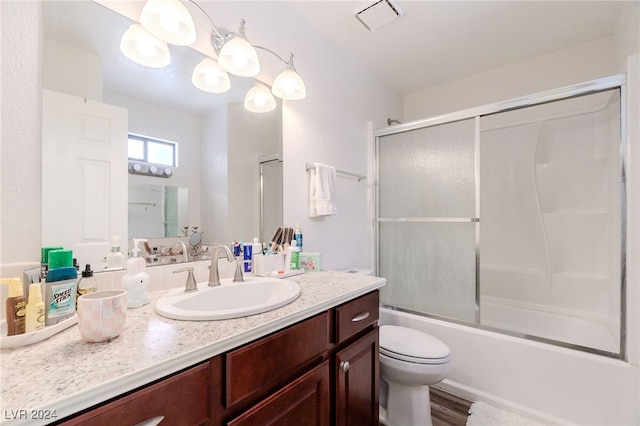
(380, 325), (450, 365)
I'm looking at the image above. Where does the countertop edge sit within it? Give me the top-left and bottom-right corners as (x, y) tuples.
(17, 279), (385, 425)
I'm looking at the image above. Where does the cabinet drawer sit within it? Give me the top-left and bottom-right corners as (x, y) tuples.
(334, 291), (379, 345)
(227, 361), (330, 426)
(226, 311), (330, 408)
(60, 362), (209, 425)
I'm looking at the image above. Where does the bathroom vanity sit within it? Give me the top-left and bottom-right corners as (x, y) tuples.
(0, 271), (385, 425)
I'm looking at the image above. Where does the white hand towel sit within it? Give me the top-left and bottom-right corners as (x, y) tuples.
(309, 163), (337, 217)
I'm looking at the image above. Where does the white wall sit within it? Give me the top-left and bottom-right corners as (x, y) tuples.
(404, 37), (616, 121)
(0, 1), (42, 266)
(269, 4), (403, 271)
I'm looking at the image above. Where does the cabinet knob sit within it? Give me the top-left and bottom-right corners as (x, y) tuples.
(340, 361), (350, 372)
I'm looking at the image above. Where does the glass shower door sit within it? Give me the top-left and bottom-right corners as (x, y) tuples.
(377, 118), (478, 322)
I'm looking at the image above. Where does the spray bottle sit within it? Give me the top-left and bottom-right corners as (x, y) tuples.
(121, 239), (150, 309)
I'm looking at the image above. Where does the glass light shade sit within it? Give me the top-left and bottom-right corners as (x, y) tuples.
(140, 0), (196, 46)
(120, 24), (171, 68)
(244, 83), (277, 113)
(192, 58), (231, 93)
(271, 66), (306, 100)
(218, 35), (260, 77)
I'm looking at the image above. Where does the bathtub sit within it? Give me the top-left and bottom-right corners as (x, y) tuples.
(479, 296), (620, 354)
(379, 306), (639, 425)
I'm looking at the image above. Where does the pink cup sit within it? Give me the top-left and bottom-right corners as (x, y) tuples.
(77, 290), (127, 343)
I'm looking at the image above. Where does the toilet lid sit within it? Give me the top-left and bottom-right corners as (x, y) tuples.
(380, 325), (450, 364)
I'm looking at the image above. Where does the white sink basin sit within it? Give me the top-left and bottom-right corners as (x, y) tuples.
(155, 277), (301, 321)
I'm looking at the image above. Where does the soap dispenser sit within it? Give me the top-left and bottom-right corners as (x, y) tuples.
(121, 239), (150, 309)
(106, 236), (126, 269)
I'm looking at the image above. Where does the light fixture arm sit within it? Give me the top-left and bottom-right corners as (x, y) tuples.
(254, 46), (295, 68)
(185, 0), (225, 40)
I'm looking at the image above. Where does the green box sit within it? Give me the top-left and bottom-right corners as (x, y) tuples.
(299, 252), (321, 272)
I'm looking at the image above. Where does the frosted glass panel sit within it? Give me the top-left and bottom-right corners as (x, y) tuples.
(378, 119), (476, 218)
(379, 222), (477, 322)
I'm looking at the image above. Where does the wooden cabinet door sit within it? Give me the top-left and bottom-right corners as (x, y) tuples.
(227, 361), (330, 426)
(334, 328), (379, 426)
(60, 363), (210, 425)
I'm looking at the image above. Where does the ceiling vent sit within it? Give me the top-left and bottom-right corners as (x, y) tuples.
(354, 0), (404, 31)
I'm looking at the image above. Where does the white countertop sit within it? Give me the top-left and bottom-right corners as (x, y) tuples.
(0, 271), (385, 425)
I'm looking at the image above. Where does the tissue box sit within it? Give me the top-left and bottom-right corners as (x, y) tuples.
(299, 252), (321, 272)
(254, 254), (285, 277)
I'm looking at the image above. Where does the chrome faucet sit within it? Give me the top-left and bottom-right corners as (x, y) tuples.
(209, 245), (244, 287)
(172, 241), (189, 263)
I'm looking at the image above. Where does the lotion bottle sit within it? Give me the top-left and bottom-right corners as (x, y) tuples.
(2, 278), (26, 336)
(44, 249), (78, 326)
(25, 283), (45, 333)
(106, 236), (125, 269)
(285, 240), (300, 271)
(121, 240), (150, 309)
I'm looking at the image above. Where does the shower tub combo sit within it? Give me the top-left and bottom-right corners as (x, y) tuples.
(374, 75), (637, 424)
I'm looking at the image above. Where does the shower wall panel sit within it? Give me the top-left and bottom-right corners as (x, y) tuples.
(479, 89), (622, 353)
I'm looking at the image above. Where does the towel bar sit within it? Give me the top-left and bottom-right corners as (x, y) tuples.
(305, 163), (366, 182)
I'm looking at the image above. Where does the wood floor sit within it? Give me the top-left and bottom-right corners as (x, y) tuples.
(430, 387), (473, 426)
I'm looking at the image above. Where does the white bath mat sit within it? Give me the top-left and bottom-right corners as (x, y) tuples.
(466, 401), (545, 426)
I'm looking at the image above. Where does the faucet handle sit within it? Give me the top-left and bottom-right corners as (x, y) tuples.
(173, 267), (198, 293)
(233, 260), (246, 283)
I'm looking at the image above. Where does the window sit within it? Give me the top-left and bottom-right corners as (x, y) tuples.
(128, 134), (177, 167)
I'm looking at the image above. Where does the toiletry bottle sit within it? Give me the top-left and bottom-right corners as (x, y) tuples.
(286, 241), (300, 271)
(40, 246), (63, 281)
(2, 278), (27, 336)
(252, 237), (263, 256)
(25, 283), (45, 333)
(76, 264), (98, 308)
(121, 240), (150, 309)
(44, 249), (78, 326)
(106, 236), (126, 269)
(243, 242), (253, 274)
(294, 224), (303, 252)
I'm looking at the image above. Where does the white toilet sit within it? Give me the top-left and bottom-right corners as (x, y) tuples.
(379, 325), (451, 426)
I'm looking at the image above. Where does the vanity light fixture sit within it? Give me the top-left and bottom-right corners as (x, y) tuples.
(191, 57), (231, 93)
(129, 162), (173, 178)
(139, 0), (197, 46)
(244, 82), (277, 113)
(270, 53), (306, 101)
(120, 0), (306, 112)
(216, 19), (260, 78)
(120, 23), (171, 68)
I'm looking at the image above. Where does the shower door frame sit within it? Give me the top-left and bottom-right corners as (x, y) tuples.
(373, 74), (628, 360)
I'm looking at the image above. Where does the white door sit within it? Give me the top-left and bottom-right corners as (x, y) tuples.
(42, 89), (128, 270)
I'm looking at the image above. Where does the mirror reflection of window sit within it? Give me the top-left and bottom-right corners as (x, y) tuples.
(128, 133), (177, 166)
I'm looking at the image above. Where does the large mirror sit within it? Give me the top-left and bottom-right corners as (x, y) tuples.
(42, 1), (283, 265)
